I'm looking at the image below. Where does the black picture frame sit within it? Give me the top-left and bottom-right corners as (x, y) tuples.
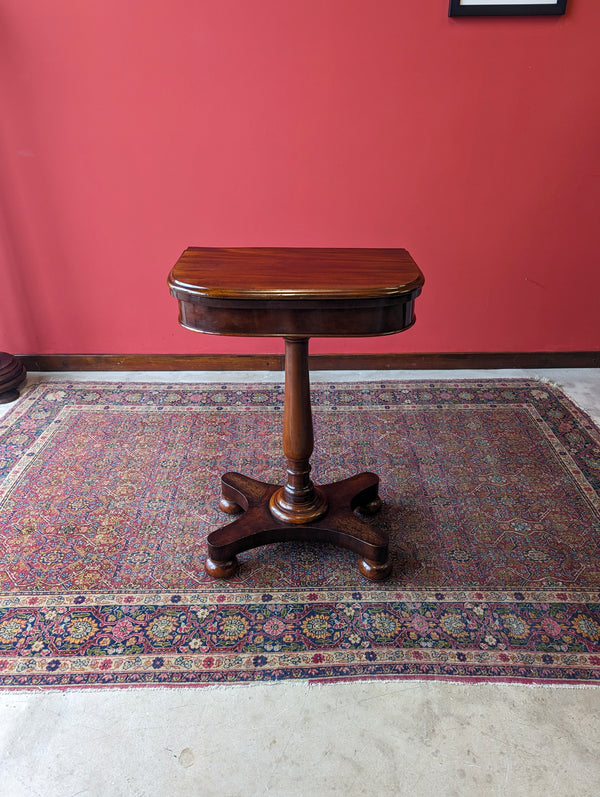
(449, 0), (567, 16)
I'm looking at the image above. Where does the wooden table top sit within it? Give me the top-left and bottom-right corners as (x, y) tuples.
(168, 247), (424, 301)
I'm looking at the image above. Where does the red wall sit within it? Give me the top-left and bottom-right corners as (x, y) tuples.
(1, 1), (599, 356)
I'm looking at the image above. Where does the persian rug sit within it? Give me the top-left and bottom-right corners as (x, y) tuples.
(0, 379), (599, 689)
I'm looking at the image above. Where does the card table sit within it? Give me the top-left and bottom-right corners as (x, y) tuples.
(168, 248), (424, 580)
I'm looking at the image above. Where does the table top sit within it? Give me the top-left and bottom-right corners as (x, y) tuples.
(168, 247), (424, 301)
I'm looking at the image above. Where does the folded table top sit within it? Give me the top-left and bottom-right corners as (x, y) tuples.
(168, 247), (425, 337)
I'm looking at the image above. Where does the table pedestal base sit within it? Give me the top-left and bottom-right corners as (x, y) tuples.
(205, 471), (392, 581)
(0, 352), (26, 404)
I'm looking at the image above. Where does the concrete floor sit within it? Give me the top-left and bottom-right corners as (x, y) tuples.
(1, 368), (599, 797)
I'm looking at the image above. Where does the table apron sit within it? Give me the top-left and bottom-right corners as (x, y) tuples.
(172, 294), (420, 337)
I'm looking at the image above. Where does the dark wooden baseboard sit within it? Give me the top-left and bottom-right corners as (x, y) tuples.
(18, 351), (600, 371)
(19, 354), (284, 372)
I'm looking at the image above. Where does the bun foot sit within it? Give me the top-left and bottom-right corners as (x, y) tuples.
(219, 496), (243, 515)
(205, 556), (238, 579)
(358, 556), (392, 581)
(356, 497), (382, 516)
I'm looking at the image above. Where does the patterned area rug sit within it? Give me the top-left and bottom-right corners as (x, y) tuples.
(1, 379), (599, 688)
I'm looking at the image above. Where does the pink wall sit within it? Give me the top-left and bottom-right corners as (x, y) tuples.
(1, 1), (599, 356)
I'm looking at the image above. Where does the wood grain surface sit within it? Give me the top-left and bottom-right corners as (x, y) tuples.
(168, 247), (424, 300)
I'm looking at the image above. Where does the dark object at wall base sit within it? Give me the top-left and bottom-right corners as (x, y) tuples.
(0, 352), (27, 403)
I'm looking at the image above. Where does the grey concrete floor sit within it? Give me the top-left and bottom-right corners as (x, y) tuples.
(1, 369), (599, 797)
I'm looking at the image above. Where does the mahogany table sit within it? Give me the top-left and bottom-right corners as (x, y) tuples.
(168, 248), (424, 581)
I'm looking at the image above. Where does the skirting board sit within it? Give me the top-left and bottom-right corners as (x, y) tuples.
(18, 352), (600, 371)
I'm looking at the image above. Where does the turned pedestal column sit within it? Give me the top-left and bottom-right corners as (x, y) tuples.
(268, 337), (328, 525)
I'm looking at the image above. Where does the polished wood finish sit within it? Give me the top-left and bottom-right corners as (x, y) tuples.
(169, 247), (424, 580)
(268, 338), (328, 524)
(0, 352), (27, 404)
(205, 470), (392, 581)
(19, 351), (600, 372)
(168, 247), (422, 338)
(168, 247), (424, 300)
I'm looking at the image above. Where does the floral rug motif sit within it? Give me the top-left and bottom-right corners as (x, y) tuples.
(0, 379), (599, 688)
